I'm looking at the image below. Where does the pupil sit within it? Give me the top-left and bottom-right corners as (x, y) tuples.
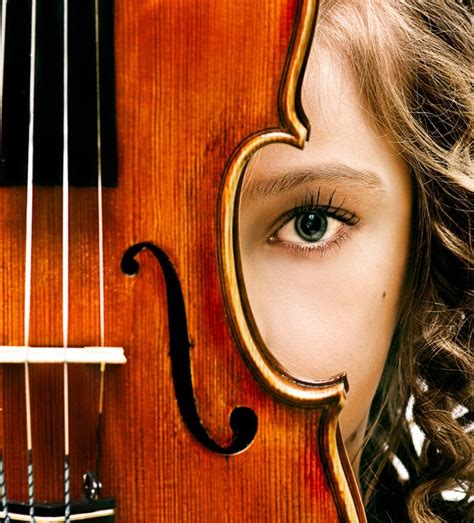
(295, 211), (327, 242)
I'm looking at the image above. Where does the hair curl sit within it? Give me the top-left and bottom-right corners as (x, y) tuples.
(317, 1), (473, 521)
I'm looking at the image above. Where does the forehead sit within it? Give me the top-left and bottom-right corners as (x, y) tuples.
(302, 44), (368, 146)
(243, 45), (408, 198)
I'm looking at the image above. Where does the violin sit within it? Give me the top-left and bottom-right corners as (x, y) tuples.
(0, 0), (366, 520)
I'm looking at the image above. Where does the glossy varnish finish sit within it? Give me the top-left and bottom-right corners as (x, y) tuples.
(0, 1), (366, 520)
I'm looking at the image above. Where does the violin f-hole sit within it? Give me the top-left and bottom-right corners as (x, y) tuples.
(121, 242), (258, 455)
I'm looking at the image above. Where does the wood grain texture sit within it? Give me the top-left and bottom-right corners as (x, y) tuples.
(0, 1), (366, 520)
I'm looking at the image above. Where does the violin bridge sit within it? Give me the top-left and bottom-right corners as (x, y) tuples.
(0, 498), (116, 521)
(0, 347), (126, 365)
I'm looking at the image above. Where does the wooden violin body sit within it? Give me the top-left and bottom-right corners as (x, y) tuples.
(0, 0), (366, 520)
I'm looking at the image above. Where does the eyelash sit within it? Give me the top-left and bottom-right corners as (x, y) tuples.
(268, 189), (360, 257)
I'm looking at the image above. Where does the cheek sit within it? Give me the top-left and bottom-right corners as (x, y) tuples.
(242, 224), (409, 437)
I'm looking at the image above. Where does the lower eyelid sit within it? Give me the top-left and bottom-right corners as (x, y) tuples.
(269, 232), (350, 259)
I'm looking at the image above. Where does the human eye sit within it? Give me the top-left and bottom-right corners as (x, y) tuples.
(267, 190), (359, 256)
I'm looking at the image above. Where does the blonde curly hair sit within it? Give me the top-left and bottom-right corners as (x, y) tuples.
(317, 1), (473, 521)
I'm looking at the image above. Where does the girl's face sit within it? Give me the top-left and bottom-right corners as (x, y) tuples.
(239, 45), (412, 468)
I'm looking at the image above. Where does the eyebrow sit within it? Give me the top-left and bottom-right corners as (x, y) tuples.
(241, 163), (386, 200)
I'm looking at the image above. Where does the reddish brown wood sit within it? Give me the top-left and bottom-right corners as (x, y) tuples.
(0, 1), (365, 520)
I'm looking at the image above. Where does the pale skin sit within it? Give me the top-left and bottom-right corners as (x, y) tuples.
(239, 44), (412, 477)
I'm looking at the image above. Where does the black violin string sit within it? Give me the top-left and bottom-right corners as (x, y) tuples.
(0, 0), (10, 519)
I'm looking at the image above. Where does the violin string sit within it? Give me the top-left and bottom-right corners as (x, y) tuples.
(95, 0), (105, 350)
(0, 0), (7, 158)
(0, 1), (10, 519)
(95, 0), (106, 480)
(62, 0), (71, 520)
(25, 0), (38, 519)
(0, 453), (8, 523)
